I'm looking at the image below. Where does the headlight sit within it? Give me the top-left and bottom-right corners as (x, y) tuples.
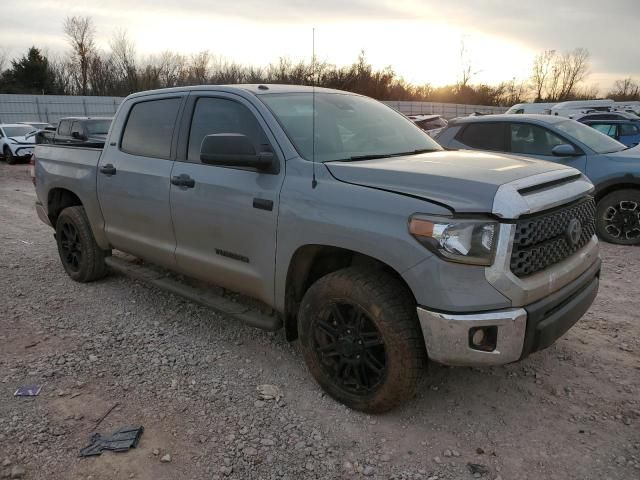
(409, 216), (498, 266)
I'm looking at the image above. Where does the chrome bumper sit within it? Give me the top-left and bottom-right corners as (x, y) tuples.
(417, 307), (527, 366)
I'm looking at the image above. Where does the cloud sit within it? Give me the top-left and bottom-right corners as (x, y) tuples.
(1, 0), (638, 88)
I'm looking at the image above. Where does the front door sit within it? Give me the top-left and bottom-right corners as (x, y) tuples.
(97, 95), (185, 268)
(169, 93), (284, 305)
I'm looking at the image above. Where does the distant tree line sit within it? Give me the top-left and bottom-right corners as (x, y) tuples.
(0, 16), (638, 105)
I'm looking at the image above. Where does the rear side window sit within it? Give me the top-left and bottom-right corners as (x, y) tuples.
(620, 123), (639, 136)
(457, 123), (506, 151)
(121, 98), (181, 159)
(187, 97), (268, 162)
(58, 120), (71, 136)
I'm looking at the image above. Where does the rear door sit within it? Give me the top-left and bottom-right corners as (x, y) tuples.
(169, 92), (284, 305)
(97, 94), (185, 268)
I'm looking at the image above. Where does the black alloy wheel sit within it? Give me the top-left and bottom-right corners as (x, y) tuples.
(312, 302), (387, 394)
(603, 200), (640, 241)
(59, 221), (83, 272)
(597, 190), (640, 245)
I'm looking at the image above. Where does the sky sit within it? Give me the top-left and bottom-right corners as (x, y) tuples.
(1, 0), (639, 91)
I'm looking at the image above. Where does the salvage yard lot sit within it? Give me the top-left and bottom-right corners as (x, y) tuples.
(0, 162), (638, 480)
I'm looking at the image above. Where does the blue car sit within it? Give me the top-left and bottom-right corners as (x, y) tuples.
(436, 114), (640, 245)
(581, 120), (640, 148)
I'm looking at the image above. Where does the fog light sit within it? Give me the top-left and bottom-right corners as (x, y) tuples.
(469, 326), (498, 352)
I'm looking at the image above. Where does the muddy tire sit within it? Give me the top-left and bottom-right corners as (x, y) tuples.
(596, 189), (640, 245)
(55, 206), (109, 282)
(298, 267), (425, 413)
(4, 146), (15, 165)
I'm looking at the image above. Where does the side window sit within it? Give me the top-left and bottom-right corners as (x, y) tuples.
(187, 97), (269, 163)
(58, 120), (71, 136)
(457, 123), (506, 151)
(121, 98), (181, 159)
(70, 121), (83, 137)
(514, 109), (524, 114)
(591, 124), (617, 138)
(509, 123), (565, 156)
(620, 123), (639, 136)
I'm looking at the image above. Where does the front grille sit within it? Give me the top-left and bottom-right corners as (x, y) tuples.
(510, 197), (596, 277)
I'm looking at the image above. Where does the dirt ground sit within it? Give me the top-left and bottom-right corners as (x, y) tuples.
(0, 161), (638, 480)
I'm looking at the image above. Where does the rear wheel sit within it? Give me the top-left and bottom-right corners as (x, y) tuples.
(298, 267), (425, 413)
(4, 146), (15, 165)
(55, 206), (110, 282)
(596, 189), (640, 245)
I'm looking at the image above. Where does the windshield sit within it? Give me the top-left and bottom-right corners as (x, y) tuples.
(259, 93), (441, 162)
(3, 126), (35, 137)
(554, 120), (627, 154)
(86, 120), (111, 135)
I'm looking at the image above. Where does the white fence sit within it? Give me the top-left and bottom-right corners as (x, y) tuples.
(0, 94), (123, 123)
(382, 101), (507, 118)
(0, 94), (507, 123)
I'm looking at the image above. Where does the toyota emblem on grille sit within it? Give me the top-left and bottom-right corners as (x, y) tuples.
(566, 218), (582, 246)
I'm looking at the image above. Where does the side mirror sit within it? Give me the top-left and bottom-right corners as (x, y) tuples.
(551, 144), (579, 157)
(71, 131), (85, 140)
(200, 134), (274, 170)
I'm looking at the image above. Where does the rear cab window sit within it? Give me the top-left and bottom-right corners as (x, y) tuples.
(121, 98), (182, 159)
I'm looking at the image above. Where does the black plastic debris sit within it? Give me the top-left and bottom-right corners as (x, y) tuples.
(14, 385), (42, 396)
(79, 426), (144, 457)
(467, 463), (491, 476)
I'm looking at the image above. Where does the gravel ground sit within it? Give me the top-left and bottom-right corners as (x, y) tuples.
(0, 161), (639, 480)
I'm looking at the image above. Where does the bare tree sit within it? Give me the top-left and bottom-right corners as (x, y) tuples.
(110, 29), (138, 94)
(64, 16), (96, 95)
(608, 77), (640, 101)
(556, 48), (590, 100)
(0, 48), (8, 73)
(531, 50), (556, 101)
(457, 39), (480, 92)
(532, 48), (591, 101)
(187, 51), (211, 85)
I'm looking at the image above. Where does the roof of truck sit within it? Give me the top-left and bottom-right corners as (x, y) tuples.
(126, 84), (358, 99)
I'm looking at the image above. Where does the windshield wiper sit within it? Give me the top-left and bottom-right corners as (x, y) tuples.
(339, 148), (440, 162)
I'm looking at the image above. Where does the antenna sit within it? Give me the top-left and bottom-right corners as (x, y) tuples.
(311, 27), (318, 189)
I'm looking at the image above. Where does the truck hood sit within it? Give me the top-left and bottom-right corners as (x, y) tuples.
(325, 150), (574, 213)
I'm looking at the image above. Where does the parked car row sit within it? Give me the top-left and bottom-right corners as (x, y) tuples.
(1, 116), (113, 164)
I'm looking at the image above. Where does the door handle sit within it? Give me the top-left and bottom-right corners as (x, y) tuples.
(99, 164), (116, 175)
(171, 174), (195, 188)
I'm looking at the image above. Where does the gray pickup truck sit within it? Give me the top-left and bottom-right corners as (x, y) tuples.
(34, 85), (601, 412)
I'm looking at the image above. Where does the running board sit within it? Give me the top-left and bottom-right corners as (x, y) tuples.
(104, 256), (282, 332)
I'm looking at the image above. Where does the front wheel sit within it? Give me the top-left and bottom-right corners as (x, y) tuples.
(298, 267), (425, 413)
(4, 146), (15, 165)
(55, 206), (110, 282)
(596, 189), (640, 245)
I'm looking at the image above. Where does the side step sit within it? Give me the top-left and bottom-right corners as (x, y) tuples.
(105, 256), (282, 332)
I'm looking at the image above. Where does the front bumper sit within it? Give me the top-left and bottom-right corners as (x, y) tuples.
(418, 258), (600, 366)
(13, 145), (34, 158)
(35, 201), (51, 227)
